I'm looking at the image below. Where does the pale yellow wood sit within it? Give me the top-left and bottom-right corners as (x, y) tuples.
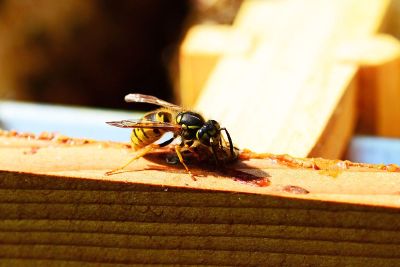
(186, 0), (392, 157)
(179, 24), (253, 107)
(337, 34), (400, 136)
(307, 72), (357, 158)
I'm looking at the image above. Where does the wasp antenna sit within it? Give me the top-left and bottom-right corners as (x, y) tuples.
(221, 128), (234, 158)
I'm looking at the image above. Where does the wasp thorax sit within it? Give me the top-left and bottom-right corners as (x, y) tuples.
(176, 111), (205, 140)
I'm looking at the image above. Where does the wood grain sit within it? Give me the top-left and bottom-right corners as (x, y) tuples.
(179, 0), (397, 158)
(1, 133), (400, 265)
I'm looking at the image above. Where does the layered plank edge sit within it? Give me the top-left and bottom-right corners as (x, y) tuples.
(1, 131), (400, 266)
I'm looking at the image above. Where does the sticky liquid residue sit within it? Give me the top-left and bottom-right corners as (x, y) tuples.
(239, 149), (400, 177)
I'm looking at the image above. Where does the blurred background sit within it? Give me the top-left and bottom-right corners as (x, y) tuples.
(0, 0), (400, 165)
(0, 0), (241, 140)
(0, 0), (187, 108)
(0, 0), (242, 108)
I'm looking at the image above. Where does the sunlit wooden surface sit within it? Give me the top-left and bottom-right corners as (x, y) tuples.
(1, 133), (400, 265)
(180, 0), (400, 158)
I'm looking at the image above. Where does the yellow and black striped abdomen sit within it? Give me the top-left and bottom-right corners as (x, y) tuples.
(130, 127), (162, 149)
(130, 108), (175, 150)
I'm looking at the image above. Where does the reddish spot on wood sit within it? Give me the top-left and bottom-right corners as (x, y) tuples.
(253, 178), (271, 187)
(282, 185), (310, 194)
(38, 132), (56, 140)
(23, 146), (40, 155)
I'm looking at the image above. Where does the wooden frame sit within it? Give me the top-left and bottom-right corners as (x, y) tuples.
(1, 133), (400, 264)
(180, 0), (400, 157)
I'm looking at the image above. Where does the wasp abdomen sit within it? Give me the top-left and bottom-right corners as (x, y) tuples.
(130, 109), (174, 150)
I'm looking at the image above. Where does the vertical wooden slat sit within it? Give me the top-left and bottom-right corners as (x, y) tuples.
(180, 0), (395, 158)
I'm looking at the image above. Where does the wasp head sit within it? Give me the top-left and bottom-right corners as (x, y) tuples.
(196, 120), (221, 145)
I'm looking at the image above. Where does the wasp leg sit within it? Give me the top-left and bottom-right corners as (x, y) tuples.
(174, 145), (195, 180)
(181, 142), (201, 161)
(105, 143), (159, 176)
(210, 138), (221, 166)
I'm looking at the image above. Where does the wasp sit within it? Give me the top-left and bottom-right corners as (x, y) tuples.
(105, 94), (237, 176)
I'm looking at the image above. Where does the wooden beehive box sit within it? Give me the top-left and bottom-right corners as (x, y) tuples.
(180, 0), (400, 156)
(1, 0), (400, 265)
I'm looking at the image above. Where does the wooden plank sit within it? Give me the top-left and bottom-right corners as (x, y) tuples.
(179, 25), (253, 107)
(1, 132), (400, 203)
(337, 34), (400, 136)
(180, 0), (394, 157)
(1, 132), (400, 264)
(307, 76), (356, 158)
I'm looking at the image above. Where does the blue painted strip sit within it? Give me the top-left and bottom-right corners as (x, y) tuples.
(0, 101), (144, 142)
(346, 136), (400, 165)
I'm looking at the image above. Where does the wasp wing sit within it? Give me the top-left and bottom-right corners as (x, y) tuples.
(106, 119), (182, 131)
(124, 94), (182, 110)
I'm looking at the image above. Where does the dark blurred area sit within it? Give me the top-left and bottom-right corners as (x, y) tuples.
(0, 0), (189, 109)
